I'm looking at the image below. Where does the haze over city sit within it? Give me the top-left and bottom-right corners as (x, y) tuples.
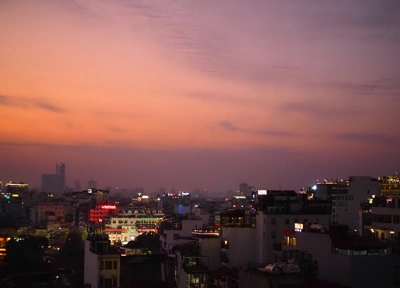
(1, 0), (399, 191)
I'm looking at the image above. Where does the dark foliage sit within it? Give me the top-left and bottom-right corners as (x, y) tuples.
(136, 233), (161, 253)
(5, 236), (49, 271)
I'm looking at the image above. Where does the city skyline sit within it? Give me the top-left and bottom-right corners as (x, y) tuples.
(1, 0), (399, 191)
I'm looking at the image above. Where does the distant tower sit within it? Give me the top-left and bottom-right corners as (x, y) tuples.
(88, 179), (97, 189)
(240, 182), (248, 196)
(57, 163), (66, 191)
(74, 181), (81, 191)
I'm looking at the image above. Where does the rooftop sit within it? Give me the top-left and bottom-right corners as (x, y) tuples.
(297, 223), (388, 250)
(192, 228), (219, 238)
(123, 241), (148, 250)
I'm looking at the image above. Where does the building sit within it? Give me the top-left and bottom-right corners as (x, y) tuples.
(4, 182), (29, 194)
(56, 163), (66, 190)
(285, 223), (400, 288)
(171, 241), (210, 288)
(106, 209), (164, 244)
(88, 179), (98, 189)
(160, 216), (202, 256)
(41, 163), (66, 193)
(89, 204), (117, 224)
(364, 197), (400, 244)
(33, 202), (67, 227)
(74, 181), (81, 191)
(84, 234), (120, 288)
(192, 228), (221, 271)
(332, 176), (379, 233)
(120, 253), (174, 288)
(220, 209), (258, 268)
(379, 174), (400, 199)
(309, 179), (349, 200)
(257, 210), (331, 264)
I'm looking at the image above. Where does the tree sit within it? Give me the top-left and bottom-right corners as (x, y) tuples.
(5, 236), (49, 272)
(57, 230), (84, 271)
(136, 233), (161, 253)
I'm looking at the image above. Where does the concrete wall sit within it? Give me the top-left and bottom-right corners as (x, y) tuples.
(295, 232), (352, 286)
(199, 238), (221, 271)
(261, 213), (331, 263)
(294, 231), (400, 288)
(84, 241), (99, 288)
(222, 227), (258, 268)
(334, 176), (379, 232)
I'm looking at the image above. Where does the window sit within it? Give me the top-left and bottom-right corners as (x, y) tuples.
(112, 278), (117, 288)
(271, 231), (276, 239)
(271, 218), (276, 225)
(105, 261), (113, 270)
(113, 260), (117, 269)
(285, 219), (290, 225)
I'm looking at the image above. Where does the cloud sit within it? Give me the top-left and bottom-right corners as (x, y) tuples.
(0, 94), (67, 113)
(304, 0), (400, 42)
(280, 101), (357, 118)
(220, 121), (238, 131)
(219, 121), (297, 137)
(109, 127), (127, 133)
(330, 79), (399, 96)
(335, 132), (400, 146)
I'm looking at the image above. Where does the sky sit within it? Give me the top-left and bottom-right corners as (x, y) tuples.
(0, 0), (399, 192)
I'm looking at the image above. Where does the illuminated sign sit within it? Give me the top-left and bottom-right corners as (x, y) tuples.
(233, 196), (246, 199)
(101, 205), (116, 210)
(88, 189), (92, 194)
(258, 190), (267, 195)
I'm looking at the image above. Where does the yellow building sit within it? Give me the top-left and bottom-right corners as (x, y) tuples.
(84, 234), (120, 288)
(379, 175), (400, 198)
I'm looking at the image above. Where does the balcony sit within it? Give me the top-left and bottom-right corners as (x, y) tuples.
(182, 256), (208, 273)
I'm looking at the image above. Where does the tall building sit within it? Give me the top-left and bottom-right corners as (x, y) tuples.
(74, 181), (81, 191)
(41, 174), (60, 194)
(57, 163), (66, 189)
(41, 163), (66, 193)
(88, 179), (97, 189)
(240, 183), (248, 196)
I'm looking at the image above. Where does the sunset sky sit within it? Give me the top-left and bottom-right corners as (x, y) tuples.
(1, 0), (399, 192)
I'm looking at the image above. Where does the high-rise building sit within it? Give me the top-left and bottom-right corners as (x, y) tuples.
(74, 181), (81, 191)
(41, 163), (66, 193)
(88, 179), (97, 189)
(240, 183), (249, 196)
(57, 163), (66, 189)
(41, 174), (60, 193)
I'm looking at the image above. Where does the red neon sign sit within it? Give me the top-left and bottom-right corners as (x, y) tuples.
(101, 205), (116, 210)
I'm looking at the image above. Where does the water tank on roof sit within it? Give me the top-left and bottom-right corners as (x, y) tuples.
(265, 264), (282, 274)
